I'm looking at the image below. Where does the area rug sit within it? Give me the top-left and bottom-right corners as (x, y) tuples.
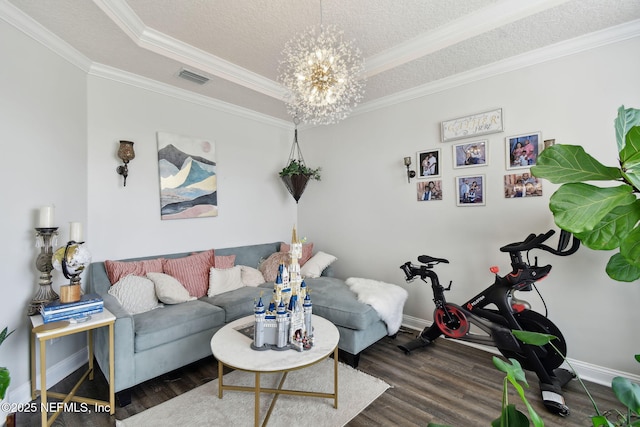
(116, 359), (390, 427)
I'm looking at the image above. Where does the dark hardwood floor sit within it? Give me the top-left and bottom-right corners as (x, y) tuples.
(13, 329), (628, 426)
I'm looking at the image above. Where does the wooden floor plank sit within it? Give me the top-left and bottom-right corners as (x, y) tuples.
(13, 329), (628, 426)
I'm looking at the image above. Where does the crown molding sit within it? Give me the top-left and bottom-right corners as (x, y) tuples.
(364, 0), (571, 78)
(355, 19), (640, 118)
(3, 0), (639, 130)
(0, 0), (92, 72)
(92, 0), (286, 100)
(89, 63), (292, 129)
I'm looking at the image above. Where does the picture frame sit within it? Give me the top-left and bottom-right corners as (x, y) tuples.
(417, 149), (441, 178)
(157, 132), (217, 220)
(504, 170), (543, 198)
(441, 108), (503, 142)
(453, 140), (488, 168)
(506, 132), (541, 170)
(417, 180), (443, 202)
(456, 175), (485, 206)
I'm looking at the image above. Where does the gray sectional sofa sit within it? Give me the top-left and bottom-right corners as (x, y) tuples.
(86, 242), (389, 405)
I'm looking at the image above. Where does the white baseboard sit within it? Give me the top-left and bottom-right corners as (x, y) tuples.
(7, 347), (88, 405)
(401, 314), (640, 387)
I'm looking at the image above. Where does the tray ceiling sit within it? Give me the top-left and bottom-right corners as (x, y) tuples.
(5, 0), (640, 123)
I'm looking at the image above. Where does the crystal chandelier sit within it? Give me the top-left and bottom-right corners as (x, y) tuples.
(278, 24), (365, 125)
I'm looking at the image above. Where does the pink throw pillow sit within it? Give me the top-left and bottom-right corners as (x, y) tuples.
(259, 252), (291, 282)
(280, 242), (314, 266)
(215, 255), (236, 269)
(163, 250), (215, 298)
(104, 258), (164, 285)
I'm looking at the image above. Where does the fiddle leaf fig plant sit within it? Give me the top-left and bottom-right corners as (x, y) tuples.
(531, 106), (640, 282)
(0, 326), (14, 400)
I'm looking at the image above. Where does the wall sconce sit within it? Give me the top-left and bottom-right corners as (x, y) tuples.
(404, 157), (416, 183)
(116, 140), (135, 186)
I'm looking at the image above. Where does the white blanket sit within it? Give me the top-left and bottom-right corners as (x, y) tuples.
(345, 277), (408, 335)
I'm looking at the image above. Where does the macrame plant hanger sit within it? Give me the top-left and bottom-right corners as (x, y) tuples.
(281, 119), (311, 203)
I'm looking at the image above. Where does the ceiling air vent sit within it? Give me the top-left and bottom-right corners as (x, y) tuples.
(178, 68), (210, 85)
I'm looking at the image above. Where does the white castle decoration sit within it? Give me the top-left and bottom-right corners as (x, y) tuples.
(252, 226), (314, 352)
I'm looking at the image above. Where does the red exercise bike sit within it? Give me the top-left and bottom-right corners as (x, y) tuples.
(399, 230), (580, 416)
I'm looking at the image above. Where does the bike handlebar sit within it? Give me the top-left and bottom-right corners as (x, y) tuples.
(499, 229), (580, 256)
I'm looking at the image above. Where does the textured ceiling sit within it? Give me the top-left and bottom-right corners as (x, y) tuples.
(5, 0), (640, 124)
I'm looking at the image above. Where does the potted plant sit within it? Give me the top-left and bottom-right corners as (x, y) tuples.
(428, 331), (640, 427)
(509, 331), (640, 427)
(531, 105), (640, 282)
(0, 326), (14, 400)
(280, 125), (322, 203)
(279, 159), (321, 203)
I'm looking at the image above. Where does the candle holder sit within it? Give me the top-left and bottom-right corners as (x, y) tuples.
(28, 227), (59, 316)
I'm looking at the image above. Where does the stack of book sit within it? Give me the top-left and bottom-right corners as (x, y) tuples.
(40, 293), (103, 323)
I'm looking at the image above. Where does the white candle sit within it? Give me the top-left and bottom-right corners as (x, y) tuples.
(69, 222), (83, 242)
(39, 206), (54, 228)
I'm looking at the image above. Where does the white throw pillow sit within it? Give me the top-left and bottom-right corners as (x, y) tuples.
(300, 251), (337, 278)
(240, 265), (265, 287)
(108, 274), (160, 314)
(147, 272), (196, 304)
(208, 266), (244, 297)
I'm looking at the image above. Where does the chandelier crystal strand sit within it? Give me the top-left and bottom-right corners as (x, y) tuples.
(279, 25), (365, 125)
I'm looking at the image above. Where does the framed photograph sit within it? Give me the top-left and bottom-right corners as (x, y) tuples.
(441, 108), (503, 142)
(417, 180), (443, 201)
(506, 132), (541, 170)
(456, 175), (485, 206)
(453, 140), (488, 168)
(504, 170), (543, 198)
(417, 149), (441, 178)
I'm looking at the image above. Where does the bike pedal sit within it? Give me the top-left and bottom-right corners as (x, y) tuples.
(541, 390), (570, 417)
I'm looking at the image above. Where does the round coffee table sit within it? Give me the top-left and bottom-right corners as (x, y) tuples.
(211, 314), (340, 427)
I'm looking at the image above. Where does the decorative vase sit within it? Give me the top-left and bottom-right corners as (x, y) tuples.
(281, 174), (311, 203)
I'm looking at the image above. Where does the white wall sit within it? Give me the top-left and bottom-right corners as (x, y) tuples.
(299, 37), (640, 376)
(0, 19), (88, 403)
(0, 17), (298, 405)
(86, 76), (297, 261)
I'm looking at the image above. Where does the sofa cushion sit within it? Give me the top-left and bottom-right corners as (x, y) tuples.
(300, 251), (337, 278)
(104, 258), (164, 285)
(214, 254), (236, 268)
(213, 242), (280, 269)
(258, 252), (290, 282)
(201, 286), (266, 322)
(108, 275), (160, 314)
(280, 242), (314, 265)
(240, 265), (265, 286)
(133, 300), (225, 352)
(259, 276), (380, 330)
(147, 272), (196, 304)
(207, 266), (244, 297)
(163, 250), (215, 298)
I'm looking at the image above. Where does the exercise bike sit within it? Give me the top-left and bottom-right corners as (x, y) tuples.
(399, 229), (580, 416)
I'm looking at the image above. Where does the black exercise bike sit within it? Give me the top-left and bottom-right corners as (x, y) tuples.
(399, 229), (580, 416)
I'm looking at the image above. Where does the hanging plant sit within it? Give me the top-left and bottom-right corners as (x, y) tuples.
(280, 123), (321, 203)
(279, 159), (322, 180)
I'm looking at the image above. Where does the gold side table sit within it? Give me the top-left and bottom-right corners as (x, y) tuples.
(29, 309), (115, 427)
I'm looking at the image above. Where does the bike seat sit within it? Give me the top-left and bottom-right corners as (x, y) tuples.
(418, 255), (449, 265)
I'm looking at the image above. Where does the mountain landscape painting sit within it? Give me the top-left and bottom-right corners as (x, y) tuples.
(157, 132), (217, 220)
